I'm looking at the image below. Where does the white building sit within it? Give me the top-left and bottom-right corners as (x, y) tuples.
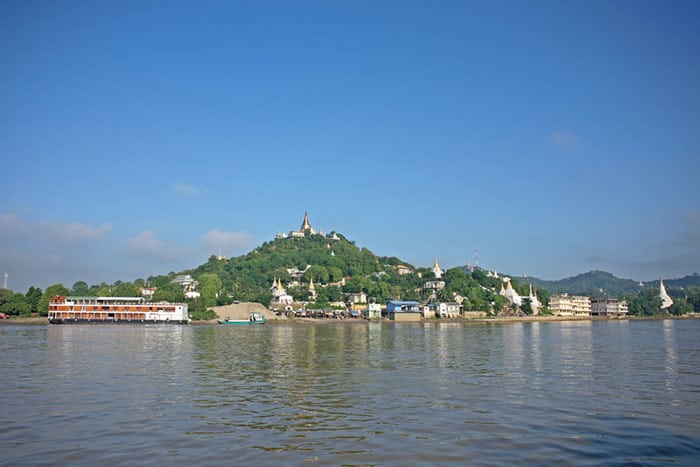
(424, 280), (446, 290)
(365, 303), (382, 319)
(432, 259), (444, 279)
(346, 292), (367, 304)
(171, 275), (200, 299)
(527, 284), (541, 315)
(140, 287), (157, 299)
(430, 302), (462, 318)
(499, 278), (522, 307)
(270, 277), (294, 307)
(549, 294), (591, 316)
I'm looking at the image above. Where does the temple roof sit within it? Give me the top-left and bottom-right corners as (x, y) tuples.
(300, 211), (313, 231)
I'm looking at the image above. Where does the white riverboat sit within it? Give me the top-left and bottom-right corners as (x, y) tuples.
(48, 296), (190, 324)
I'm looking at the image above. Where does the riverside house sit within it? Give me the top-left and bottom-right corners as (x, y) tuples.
(386, 300), (421, 321)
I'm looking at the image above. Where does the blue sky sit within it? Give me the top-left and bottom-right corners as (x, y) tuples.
(1, 0), (699, 292)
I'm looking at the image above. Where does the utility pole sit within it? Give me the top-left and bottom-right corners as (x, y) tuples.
(3, 272), (7, 290)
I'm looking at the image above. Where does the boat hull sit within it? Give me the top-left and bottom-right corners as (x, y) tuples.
(217, 320), (266, 325)
(49, 318), (189, 325)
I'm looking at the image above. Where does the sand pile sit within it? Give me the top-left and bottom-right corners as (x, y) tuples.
(211, 302), (285, 321)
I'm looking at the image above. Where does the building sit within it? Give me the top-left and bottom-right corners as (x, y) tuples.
(346, 292), (367, 304)
(590, 298), (629, 317)
(270, 277), (294, 308)
(140, 287), (157, 299)
(396, 265), (412, 275)
(365, 303), (382, 319)
(499, 278), (522, 307)
(432, 259), (444, 279)
(429, 302), (463, 318)
(171, 275), (200, 299)
(288, 212), (318, 238)
(386, 300), (421, 321)
(308, 278), (317, 301)
(549, 294), (591, 316)
(424, 280), (446, 290)
(526, 284), (541, 315)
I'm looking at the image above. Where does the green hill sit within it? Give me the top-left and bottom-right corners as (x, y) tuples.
(524, 270), (700, 297)
(524, 270), (642, 297)
(190, 232), (423, 304)
(183, 231), (522, 313)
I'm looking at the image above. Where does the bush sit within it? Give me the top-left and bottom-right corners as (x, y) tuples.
(191, 308), (217, 321)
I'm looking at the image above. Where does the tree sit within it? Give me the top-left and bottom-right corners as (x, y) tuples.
(25, 286), (42, 313)
(0, 293), (31, 316)
(187, 297), (216, 320)
(343, 276), (371, 294)
(305, 265), (329, 284)
(198, 273), (222, 307)
(70, 281), (90, 296)
(0, 288), (12, 309)
(153, 284), (185, 303)
(327, 266), (344, 283)
(536, 289), (550, 307)
(112, 282), (138, 297)
(37, 284), (69, 316)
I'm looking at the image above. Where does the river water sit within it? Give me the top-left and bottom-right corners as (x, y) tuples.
(1, 319), (699, 465)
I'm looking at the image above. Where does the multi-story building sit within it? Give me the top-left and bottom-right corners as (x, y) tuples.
(590, 298), (629, 317)
(549, 294), (591, 316)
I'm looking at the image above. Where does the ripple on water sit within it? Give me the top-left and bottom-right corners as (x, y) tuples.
(1, 321), (700, 465)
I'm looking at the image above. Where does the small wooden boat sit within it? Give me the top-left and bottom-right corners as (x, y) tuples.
(218, 311), (267, 325)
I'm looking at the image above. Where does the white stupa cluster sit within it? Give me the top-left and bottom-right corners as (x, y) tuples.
(499, 277), (540, 314)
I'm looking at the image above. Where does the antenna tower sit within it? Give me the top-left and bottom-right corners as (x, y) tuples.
(474, 249), (479, 268)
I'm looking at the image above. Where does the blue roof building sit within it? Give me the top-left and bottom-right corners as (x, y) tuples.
(386, 300), (420, 313)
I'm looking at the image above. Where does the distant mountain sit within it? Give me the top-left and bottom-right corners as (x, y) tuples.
(523, 270), (700, 297)
(664, 273), (700, 289)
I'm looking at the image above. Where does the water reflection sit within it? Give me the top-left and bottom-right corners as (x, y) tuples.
(663, 320), (679, 398)
(2, 320), (699, 465)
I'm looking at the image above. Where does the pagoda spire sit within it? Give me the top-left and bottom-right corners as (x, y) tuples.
(301, 211), (312, 231)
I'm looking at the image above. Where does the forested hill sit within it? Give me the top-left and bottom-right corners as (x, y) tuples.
(188, 232), (418, 304)
(525, 270), (700, 296)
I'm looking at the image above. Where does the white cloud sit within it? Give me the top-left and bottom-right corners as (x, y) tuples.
(126, 230), (184, 261)
(174, 183), (207, 197)
(551, 129), (580, 146)
(1, 211), (259, 292)
(0, 212), (111, 243)
(202, 229), (254, 253)
(0, 212), (32, 238)
(42, 220), (113, 242)
(0, 212), (117, 292)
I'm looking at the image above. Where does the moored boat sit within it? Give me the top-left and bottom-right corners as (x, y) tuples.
(48, 296), (190, 324)
(218, 311), (267, 325)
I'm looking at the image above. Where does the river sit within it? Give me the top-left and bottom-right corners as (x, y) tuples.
(1, 319), (699, 465)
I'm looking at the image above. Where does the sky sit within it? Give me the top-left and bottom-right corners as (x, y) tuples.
(1, 0), (699, 293)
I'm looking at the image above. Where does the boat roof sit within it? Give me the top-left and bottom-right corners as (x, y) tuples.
(67, 296), (145, 302)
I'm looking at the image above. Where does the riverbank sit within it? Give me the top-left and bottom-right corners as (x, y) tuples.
(3, 314), (697, 326)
